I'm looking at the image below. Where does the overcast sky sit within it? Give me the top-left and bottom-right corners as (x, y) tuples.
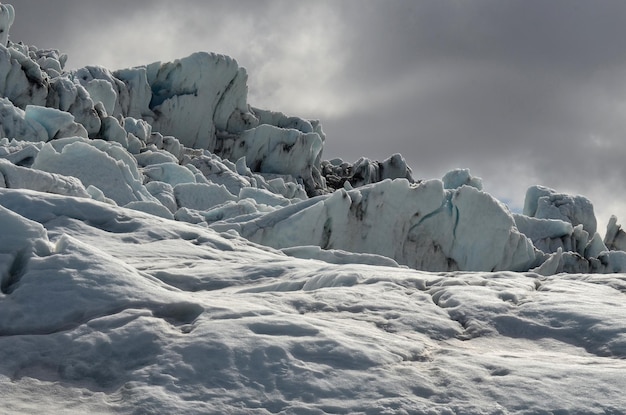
(8, 0), (626, 231)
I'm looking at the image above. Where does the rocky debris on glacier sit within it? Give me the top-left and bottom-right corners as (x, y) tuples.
(321, 152), (416, 191)
(0, 4), (626, 275)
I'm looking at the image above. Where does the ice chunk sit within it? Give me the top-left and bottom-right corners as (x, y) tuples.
(46, 77), (101, 136)
(350, 154), (415, 188)
(124, 200), (174, 220)
(253, 107), (314, 133)
(24, 105), (88, 139)
(0, 140), (40, 166)
(184, 153), (252, 195)
(442, 168), (483, 190)
(604, 215), (626, 251)
(0, 45), (48, 108)
(513, 214), (574, 254)
(239, 187), (290, 207)
(0, 158), (89, 197)
(0, 98), (48, 142)
(143, 162), (197, 187)
(126, 132), (142, 154)
(585, 232), (608, 259)
(85, 184), (115, 204)
(76, 74), (118, 116)
(32, 140), (152, 206)
(197, 198), (268, 224)
(135, 149), (178, 167)
(146, 52), (250, 149)
(265, 176), (307, 200)
(173, 182), (236, 211)
(73, 65), (128, 118)
(215, 124), (323, 194)
(114, 67), (153, 118)
(99, 116), (128, 147)
(217, 178), (538, 272)
(123, 117), (152, 142)
(531, 248), (564, 276)
(513, 214), (573, 241)
(0, 3), (14, 46)
(174, 206), (207, 225)
(145, 181), (176, 213)
(449, 185), (537, 271)
(596, 250), (626, 272)
(524, 185), (597, 235)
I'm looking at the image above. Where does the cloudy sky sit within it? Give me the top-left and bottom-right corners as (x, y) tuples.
(8, 0), (626, 231)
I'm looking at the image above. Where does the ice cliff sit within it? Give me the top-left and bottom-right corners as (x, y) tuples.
(1, 3), (625, 275)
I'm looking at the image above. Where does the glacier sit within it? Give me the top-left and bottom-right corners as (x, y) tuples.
(1, 3), (626, 414)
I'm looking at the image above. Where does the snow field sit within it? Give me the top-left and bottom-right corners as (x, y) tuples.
(1, 188), (625, 414)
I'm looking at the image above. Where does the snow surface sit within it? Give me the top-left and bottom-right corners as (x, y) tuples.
(2, 189), (626, 414)
(1, 4), (626, 413)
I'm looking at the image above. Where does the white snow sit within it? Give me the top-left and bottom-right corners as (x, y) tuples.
(1, 188), (625, 414)
(1, 3), (626, 413)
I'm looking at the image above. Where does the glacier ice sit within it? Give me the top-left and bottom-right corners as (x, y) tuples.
(0, 16), (624, 274)
(0, 97), (47, 142)
(143, 52), (254, 149)
(143, 162), (198, 187)
(214, 124), (324, 194)
(605, 215), (626, 251)
(524, 185), (597, 235)
(442, 168), (483, 190)
(24, 105), (87, 139)
(0, 3), (14, 46)
(2, 3), (626, 413)
(0, 158), (89, 197)
(173, 182), (237, 211)
(31, 139), (154, 206)
(210, 178), (539, 272)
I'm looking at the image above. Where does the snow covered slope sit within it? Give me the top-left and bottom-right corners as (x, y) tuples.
(1, 3), (626, 413)
(2, 188), (626, 414)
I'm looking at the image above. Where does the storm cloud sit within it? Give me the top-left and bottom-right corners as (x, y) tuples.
(8, 0), (626, 229)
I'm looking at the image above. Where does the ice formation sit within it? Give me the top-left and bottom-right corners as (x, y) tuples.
(0, 3), (14, 47)
(0, 2), (625, 274)
(1, 4), (626, 413)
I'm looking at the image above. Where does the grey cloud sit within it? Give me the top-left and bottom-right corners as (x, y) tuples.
(10, 1), (153, 43)
(334, 0), (626, 84)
